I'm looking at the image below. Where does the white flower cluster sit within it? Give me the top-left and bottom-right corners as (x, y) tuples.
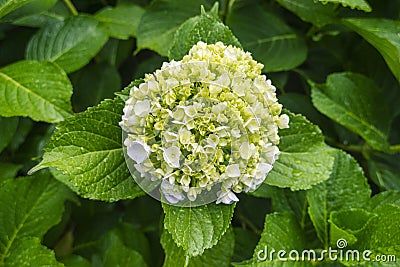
(120, 41), (289, 205)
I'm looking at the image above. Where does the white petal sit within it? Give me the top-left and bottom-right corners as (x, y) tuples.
(255, 163), (273, 179)
(134, 100), (151, 117)
(127, 141), (150, 164)
(278, 114), (290, 129)
(225, 164), (241, 178)
(163, 146), (181, 168)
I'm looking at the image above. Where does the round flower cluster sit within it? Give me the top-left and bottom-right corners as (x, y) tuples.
(120, 41), (289, 206)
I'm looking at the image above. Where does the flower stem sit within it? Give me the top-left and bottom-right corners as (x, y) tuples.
(63, 0), (78, 16)
(237, 213), (262, 235)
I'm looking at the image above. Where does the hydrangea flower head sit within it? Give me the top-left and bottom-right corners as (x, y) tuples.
(120, 41), (289, 206)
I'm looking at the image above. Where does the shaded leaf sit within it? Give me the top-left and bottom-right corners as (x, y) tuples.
(319, 0), (371, 12)
(310, 72), (391, 151)
(0, 60), (72, 123)
(226, 1), (307, 72)
(368, 153), (400, 191)
(26, 15), (108, 73)
(94, 3), (145, 40)
(0, 116), (18, 153)
(0, 0), (37, 19)
(343, 18), (400, 82)
(136, 0), (212, 56)
(276, 0), (337, 27)
(0, 162), (22, 183)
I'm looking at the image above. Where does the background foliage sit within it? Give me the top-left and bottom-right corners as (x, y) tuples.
(0, 0), (399, 266)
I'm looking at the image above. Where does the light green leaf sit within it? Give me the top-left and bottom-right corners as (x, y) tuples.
(162, 202), (235, 257)
(319, 0), (371, 12)
(4, 237), (62, 266)
(1, 0), (57, 23)
(226, 1), (307, 72)
(265, 112), (335, 190)
(0, 60), (73, 123)
(102, 232), (147, 267)
(0, 0), (36, 19)
(0, 172), (72, 265)
(168, 4), (241, 60)
(60, 254), (91, 267)
(162, 228), (234, 267)
(26, 15), (108, 73)
(310, 72), (391, 151)
(94, 3), (145, 40)
(276, 0), (337, 27)
(29, 86), (144, 202)
(0, 116), (18, 153)
(343, 18), (400, 82)
(0, 162), (22, 183)
(307, 151), (371, 247)
(136, 0), (212, 56)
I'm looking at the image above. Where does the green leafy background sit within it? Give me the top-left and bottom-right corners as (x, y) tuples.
(0, 0), (399, 266)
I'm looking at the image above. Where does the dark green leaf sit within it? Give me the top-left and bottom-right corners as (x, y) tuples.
(26, 15), (108, 73)
(370, 191), (400, 210)
(0, 60), (73, 123)
(71, 62), (121, 112)
(343, 18), (400, 82)
(226, 1), (307, 72)
(0, 0), (38, 19)
(136, 0), (212, 56)
(29, 88), (144, 202)
(368, 153), (400, 191)
(276, 0), (337, 27)
(310, 72), (391, 151)
(0, 116), (18, 153)
(0, 162), (22, 183)
(168, 4), (241, 60)
(1, 0), (57, 23)
(162, 202), (235, 257)
(94, 3), (145, 40)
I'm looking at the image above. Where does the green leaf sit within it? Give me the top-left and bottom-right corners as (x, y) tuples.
(29, 89), (144, 202)
(4, 237), (62, 266)
(26, 15), (108, 73)
(276, 0), (337, 27)
(368, 153), (400, 191)
(94, 3), (145, 40)
(307, 151), (371, 247)
(226, 1), (307, 72)
(136, 0), (212, 56)
(370, 191), (400, 210)
(71, 62), (121, 112)
(0, 116), (18, 153)
(168, 4), (241, 60)
(0, 60), (73, 123)
(1, 0), (57, 23)
(102, 232), (147, 267)
(162, 228), (234, 267)
(247, 211), (309, 266)
(0, 162), (22, 183)
(0, 172), (72, 265)
(343, 18), (400, 82)
(310, 72), (391, 151)
(318, 0), (371, 12)
(0, 0), (37, 19)
(162, 202), (235, 257)
(232, 228), (260, 262)
(60, 254), (91, 267)
(265, 112), (335, 190)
